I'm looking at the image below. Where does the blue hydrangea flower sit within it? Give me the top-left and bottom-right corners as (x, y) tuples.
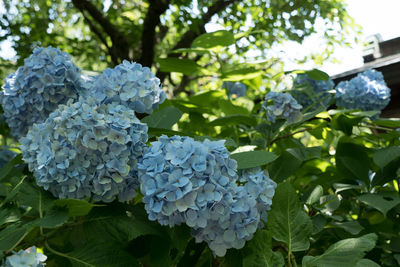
(138, 135), (238, 227)
(89, 60), (166, 114)
(335, 69), (390, 114)
(138, 136), (276, 257)
(223, 81), (246, 98)
(262, 91), (302, 123)
(3, 246), (47, 267)
(0, 47), (85, 140)
(20, 98), (148, 202)
(192, 168), (276, 257)
(291, 74), (334, 111)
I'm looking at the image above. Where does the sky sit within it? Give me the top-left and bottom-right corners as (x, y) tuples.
(1, 0), (400, 77)
(274, 0), (400, 76)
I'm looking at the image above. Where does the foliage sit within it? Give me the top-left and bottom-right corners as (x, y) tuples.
(0, 1), (398, 267)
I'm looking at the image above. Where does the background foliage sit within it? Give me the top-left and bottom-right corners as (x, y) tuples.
(0, 1), (399, 267)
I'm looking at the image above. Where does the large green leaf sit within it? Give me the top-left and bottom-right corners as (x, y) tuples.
(230, 151), (278, 170)
(0, 224), (32, 252)
(141, 106), (183, 129)
(242, 230), (284, 267)
(354, 259), (381, 267)
(32, 207), (69, 228)
(302, 233), (378, 267)
(82, 204), (165, 244)
(357, 193), (400, 217)
(329, 221), (364, 235)
(192, 30), (235, 49)
(373, 146), (400, 168)
(54, 199), (103, 217)
(0, 154), (23, 181)
(305, 69), (330, 81)
(269, 151), (303, 182)
(157, 58), (201, 75)
(209, 114), (257, 127)
(269, 182), (312, 252)
(335, 138), (370, 184)
(65, 241), (140, 267)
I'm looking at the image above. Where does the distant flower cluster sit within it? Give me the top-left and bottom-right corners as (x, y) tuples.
(90, 60), (166, 114)
(223, 81), (246, 98)
(0, 47), (84, 139)
(20, 99), (148, 202)
(292, 74), (334, 111)
(335, 69), (390, 113)
(138, 135), (276, 256)
(2, 246), (46, 267)
(262, 91), (302, 123)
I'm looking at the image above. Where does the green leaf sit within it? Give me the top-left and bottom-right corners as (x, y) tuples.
(221, 67), (263, 81)
(141, 106), (182, 129)
(0, 207), (21, 227)
(0, 224), (32, 252)
(373, 118), (400, 128)
(65, 241), (140, 267)
(302, 233), (378, 267)
(357, 193), (400, 217)
(331, 114), (362, 135)
(269, 182), (313, 252)
(0, 154), (23, 181)
(242, 230), (284, 267)
(230, 151), (278, 170)
(83, 204), (165, 244)
(305, 69), (330, 81)
(373, 146), (400, 168)
(209, 114), (257, 127)
(54, 199), (103, 217)
(157, 58), (201, 75)
(218, 99), (250, 115)
(354, 259), (381, 267)
(335, 138), (370, 184)
(329, 221), (364, 235)
(306, 185), (323, 205)
(372, 157), (400, 186)
(33, 207), (69, 228)
(269, 151), (303, 183)
(192, 30), (235, 49)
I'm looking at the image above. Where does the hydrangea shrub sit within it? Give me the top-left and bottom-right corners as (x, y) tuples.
(335, 69), (391, 113)
(0, 47), (84, 139)
(262, 91), (303, 123)
(2, 247), (46, 267)
(20, 98), (148, 202)
(0, 45), (393, 266)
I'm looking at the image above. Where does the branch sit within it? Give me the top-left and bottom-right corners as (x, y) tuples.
(78, 9), (119, 65)
(139, 0), (171, 67)
(157, 0), (237, 82)
(71, 0), (130, 61)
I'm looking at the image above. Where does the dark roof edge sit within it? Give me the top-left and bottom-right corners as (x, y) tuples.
(332, 53), (400, 80)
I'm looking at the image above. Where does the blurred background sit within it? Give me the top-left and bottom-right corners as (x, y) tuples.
(0, 0), (399, 102)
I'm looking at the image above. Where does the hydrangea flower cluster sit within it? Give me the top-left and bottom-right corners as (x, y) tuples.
(20, 98), (148, 202)
(2, 246), (47, 267)
(138, 135), (276, 256)
(89, 60), (166, 114)
(222, 81), (246, 98)
(0, 47), (84, 139)
(335, 69), (390, 113)
(193, 167), (276, 256)
(291, 74), (334, 111)
(262, 91), (302, 123)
